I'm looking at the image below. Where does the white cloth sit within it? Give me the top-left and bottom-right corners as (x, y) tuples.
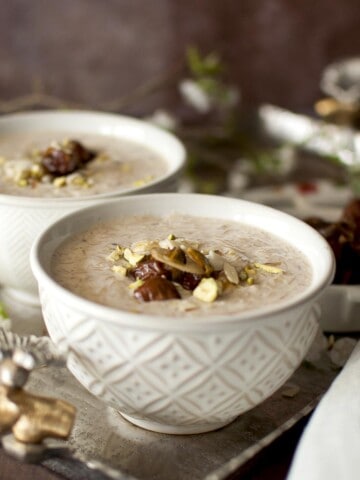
(287, 340), (360, 480)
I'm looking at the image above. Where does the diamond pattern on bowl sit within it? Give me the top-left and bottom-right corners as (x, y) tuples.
(39, 284), (319, 429)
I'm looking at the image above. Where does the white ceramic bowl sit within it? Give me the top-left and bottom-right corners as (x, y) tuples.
(30, 193), (335, 434)
(0, 111), (185, 317)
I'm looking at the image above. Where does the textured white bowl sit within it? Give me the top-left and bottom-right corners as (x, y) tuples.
(30, 193), (335, 434)
(0, 111), (185, 313)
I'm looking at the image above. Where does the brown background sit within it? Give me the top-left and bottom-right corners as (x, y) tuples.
(1, 0), (360, 115)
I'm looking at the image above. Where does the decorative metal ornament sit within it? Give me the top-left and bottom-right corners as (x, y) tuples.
(0, 327), (132, 480)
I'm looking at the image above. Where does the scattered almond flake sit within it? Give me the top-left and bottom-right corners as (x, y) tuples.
(124, 248), (145, 266)
(158, 238), (177, 249)
(254, 263), (284, 274)
(180, 240), (200, 250)
(111, 265), (127, 277)
(281, 383), (300, 398)
(167, 233), (176, 240)
(329, 338), (357, 367)
(131, 240), (156, 254)
(53, 176), (67, 188)
(106, 245), (124, 262)
(129, 279), (144, 290)
(206, 250), (224, 270)
(193, 278), (219, 303)
(223, 261), (239, 284)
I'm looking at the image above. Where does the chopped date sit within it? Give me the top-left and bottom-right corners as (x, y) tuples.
(179, 272), (203, 290)
(41, 140), (95, 176)
(134, 277), (180, 302)
(131, 259), (170, 281)
(305, 198), (360, 284)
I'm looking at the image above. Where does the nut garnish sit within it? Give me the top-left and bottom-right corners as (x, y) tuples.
(206, 250), (224, 270)
(112, 265), (127, 277)
(107, 245), (124, 262)
(106, 234), (284, 304)
(193, 278), (219, 303)
(2, 139), (98, 191)
(186, 247), (213, 275)
(151, 247), (204, 274)
(123, 248), (145, 266)
(254, 263), (284, 274)
(223, 261), (239, 284)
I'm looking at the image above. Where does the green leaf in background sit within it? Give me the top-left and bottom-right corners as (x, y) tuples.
(0, 302), (8, 320)
(186, 46), (223, 78)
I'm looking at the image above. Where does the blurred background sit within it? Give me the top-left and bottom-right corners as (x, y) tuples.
(1, 0), (360, 115)
(2, 0), (360, 201)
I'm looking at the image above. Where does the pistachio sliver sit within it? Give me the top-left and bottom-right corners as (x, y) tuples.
(254, 263), (284, 274)
(186, 247), (213, 275)
(151, 247), (204, 274)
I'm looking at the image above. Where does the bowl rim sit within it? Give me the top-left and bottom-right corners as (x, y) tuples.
(30, 193), (336, 331)
(0, 109), (186, 205)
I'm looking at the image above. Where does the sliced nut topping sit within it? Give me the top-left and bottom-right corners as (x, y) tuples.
(186, 247), (213, 276)
(193, 278), (219, 303)
(3, 139), (97, 191)
(112, 265), (127, 277)
(254, 263), (284, 274)
(151, 247), (204, 275)
(223, 261), (239, 284)
(131, 240), (158, 254)
(107, 245), (124, 262)
(105, 236), (284, 304)
(124, 248), (145, 266)
(206, 250), (224, 270)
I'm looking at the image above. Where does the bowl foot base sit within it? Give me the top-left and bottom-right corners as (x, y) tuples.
(0, 287), (45, 336)
(119, 412), (236, 434)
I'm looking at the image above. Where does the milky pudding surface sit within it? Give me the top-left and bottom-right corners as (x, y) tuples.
(51, 214), (312, 318)
(0, 131), (168, 197)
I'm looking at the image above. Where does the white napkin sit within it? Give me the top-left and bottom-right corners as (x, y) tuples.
(287, 340), (360, 480)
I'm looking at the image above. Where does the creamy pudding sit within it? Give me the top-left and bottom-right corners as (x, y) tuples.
(0, 131), (168, 197)
(52, 214), (312, 318)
